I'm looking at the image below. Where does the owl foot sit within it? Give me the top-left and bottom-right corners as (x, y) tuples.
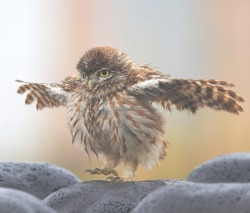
(85, 168), (118, 177)
(106, 176), (123, 182)
(106, 175), (133, 182)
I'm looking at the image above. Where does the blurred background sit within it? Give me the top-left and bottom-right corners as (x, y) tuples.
(0, 0), (249, 181)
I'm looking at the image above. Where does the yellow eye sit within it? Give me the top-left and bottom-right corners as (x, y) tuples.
(99, 70), (109, 77)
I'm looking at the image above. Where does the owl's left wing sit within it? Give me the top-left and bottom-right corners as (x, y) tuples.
(127, 78), (244, 114)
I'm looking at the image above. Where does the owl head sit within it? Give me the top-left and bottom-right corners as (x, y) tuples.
(76, 46), (134, 93)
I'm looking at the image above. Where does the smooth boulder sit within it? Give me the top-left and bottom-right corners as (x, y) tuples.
(43, 180), (183, 213)
(0, 162), (80, 199)
(0, 187), (56, 213)
(187, 153), (250, 183)
(132, 182), (250, 213)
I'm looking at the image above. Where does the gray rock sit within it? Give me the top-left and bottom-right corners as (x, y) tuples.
(43, 179), (183, 213)
(0, 162), (80, 199)
(187, 153), (250, 183)
(0, 187), (56, 213)
(132, 182), (250, 213)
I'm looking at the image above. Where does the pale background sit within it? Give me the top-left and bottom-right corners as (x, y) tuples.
(0, 0), (249, 181)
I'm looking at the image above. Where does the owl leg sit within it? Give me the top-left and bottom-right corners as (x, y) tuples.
(107, 160), (138, 182)
(121, 160), (138, 181)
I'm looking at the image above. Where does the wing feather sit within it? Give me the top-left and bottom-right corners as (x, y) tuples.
(16, 80), (69, 110)
(128, 78), (244, 114)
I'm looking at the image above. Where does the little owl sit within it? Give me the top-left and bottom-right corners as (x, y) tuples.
(17, 46), (244, 181)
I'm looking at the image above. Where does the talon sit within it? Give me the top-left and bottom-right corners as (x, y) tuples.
(109, 169), (118, 177)
(84, 168), (119, 177)
(106, 176), (123, 182)
(84, 168), (101, 175)
(93, 168), (101, 173)
(84, 170), (93, 175)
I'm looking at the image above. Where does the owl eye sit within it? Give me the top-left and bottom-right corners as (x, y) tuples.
(99, 70), (110, 77)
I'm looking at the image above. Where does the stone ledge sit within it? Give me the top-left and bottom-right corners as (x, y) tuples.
(1, 153), (250, 213)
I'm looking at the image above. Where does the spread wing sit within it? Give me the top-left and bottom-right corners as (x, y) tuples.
(16, 80), (69, 110)
(127, 78), (244, 114)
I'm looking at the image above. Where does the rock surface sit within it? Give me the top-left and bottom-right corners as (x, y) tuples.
(132, 182), (250, 213)
(0, 187), (56, 213)
(0, 162), (80, 199)
(1, 153), (250, 212)
(187, 153), (250, 183)
(43, 180), (183, 213)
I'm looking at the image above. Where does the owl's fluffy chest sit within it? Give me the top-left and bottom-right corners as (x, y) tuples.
(67, 93), (167, 167)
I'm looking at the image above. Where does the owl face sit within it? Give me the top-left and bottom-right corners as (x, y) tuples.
(85, 67), (116, 91)
(76, 46), (134, 92)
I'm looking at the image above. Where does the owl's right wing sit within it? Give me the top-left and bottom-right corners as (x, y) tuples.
(16, 80), (69, 110)
(127, 78), (244, 114)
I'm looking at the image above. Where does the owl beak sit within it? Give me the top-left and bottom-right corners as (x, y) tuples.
(88, 79), (95, 90)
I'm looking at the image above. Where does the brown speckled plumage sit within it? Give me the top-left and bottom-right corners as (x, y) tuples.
(16, 46), (244, 180)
